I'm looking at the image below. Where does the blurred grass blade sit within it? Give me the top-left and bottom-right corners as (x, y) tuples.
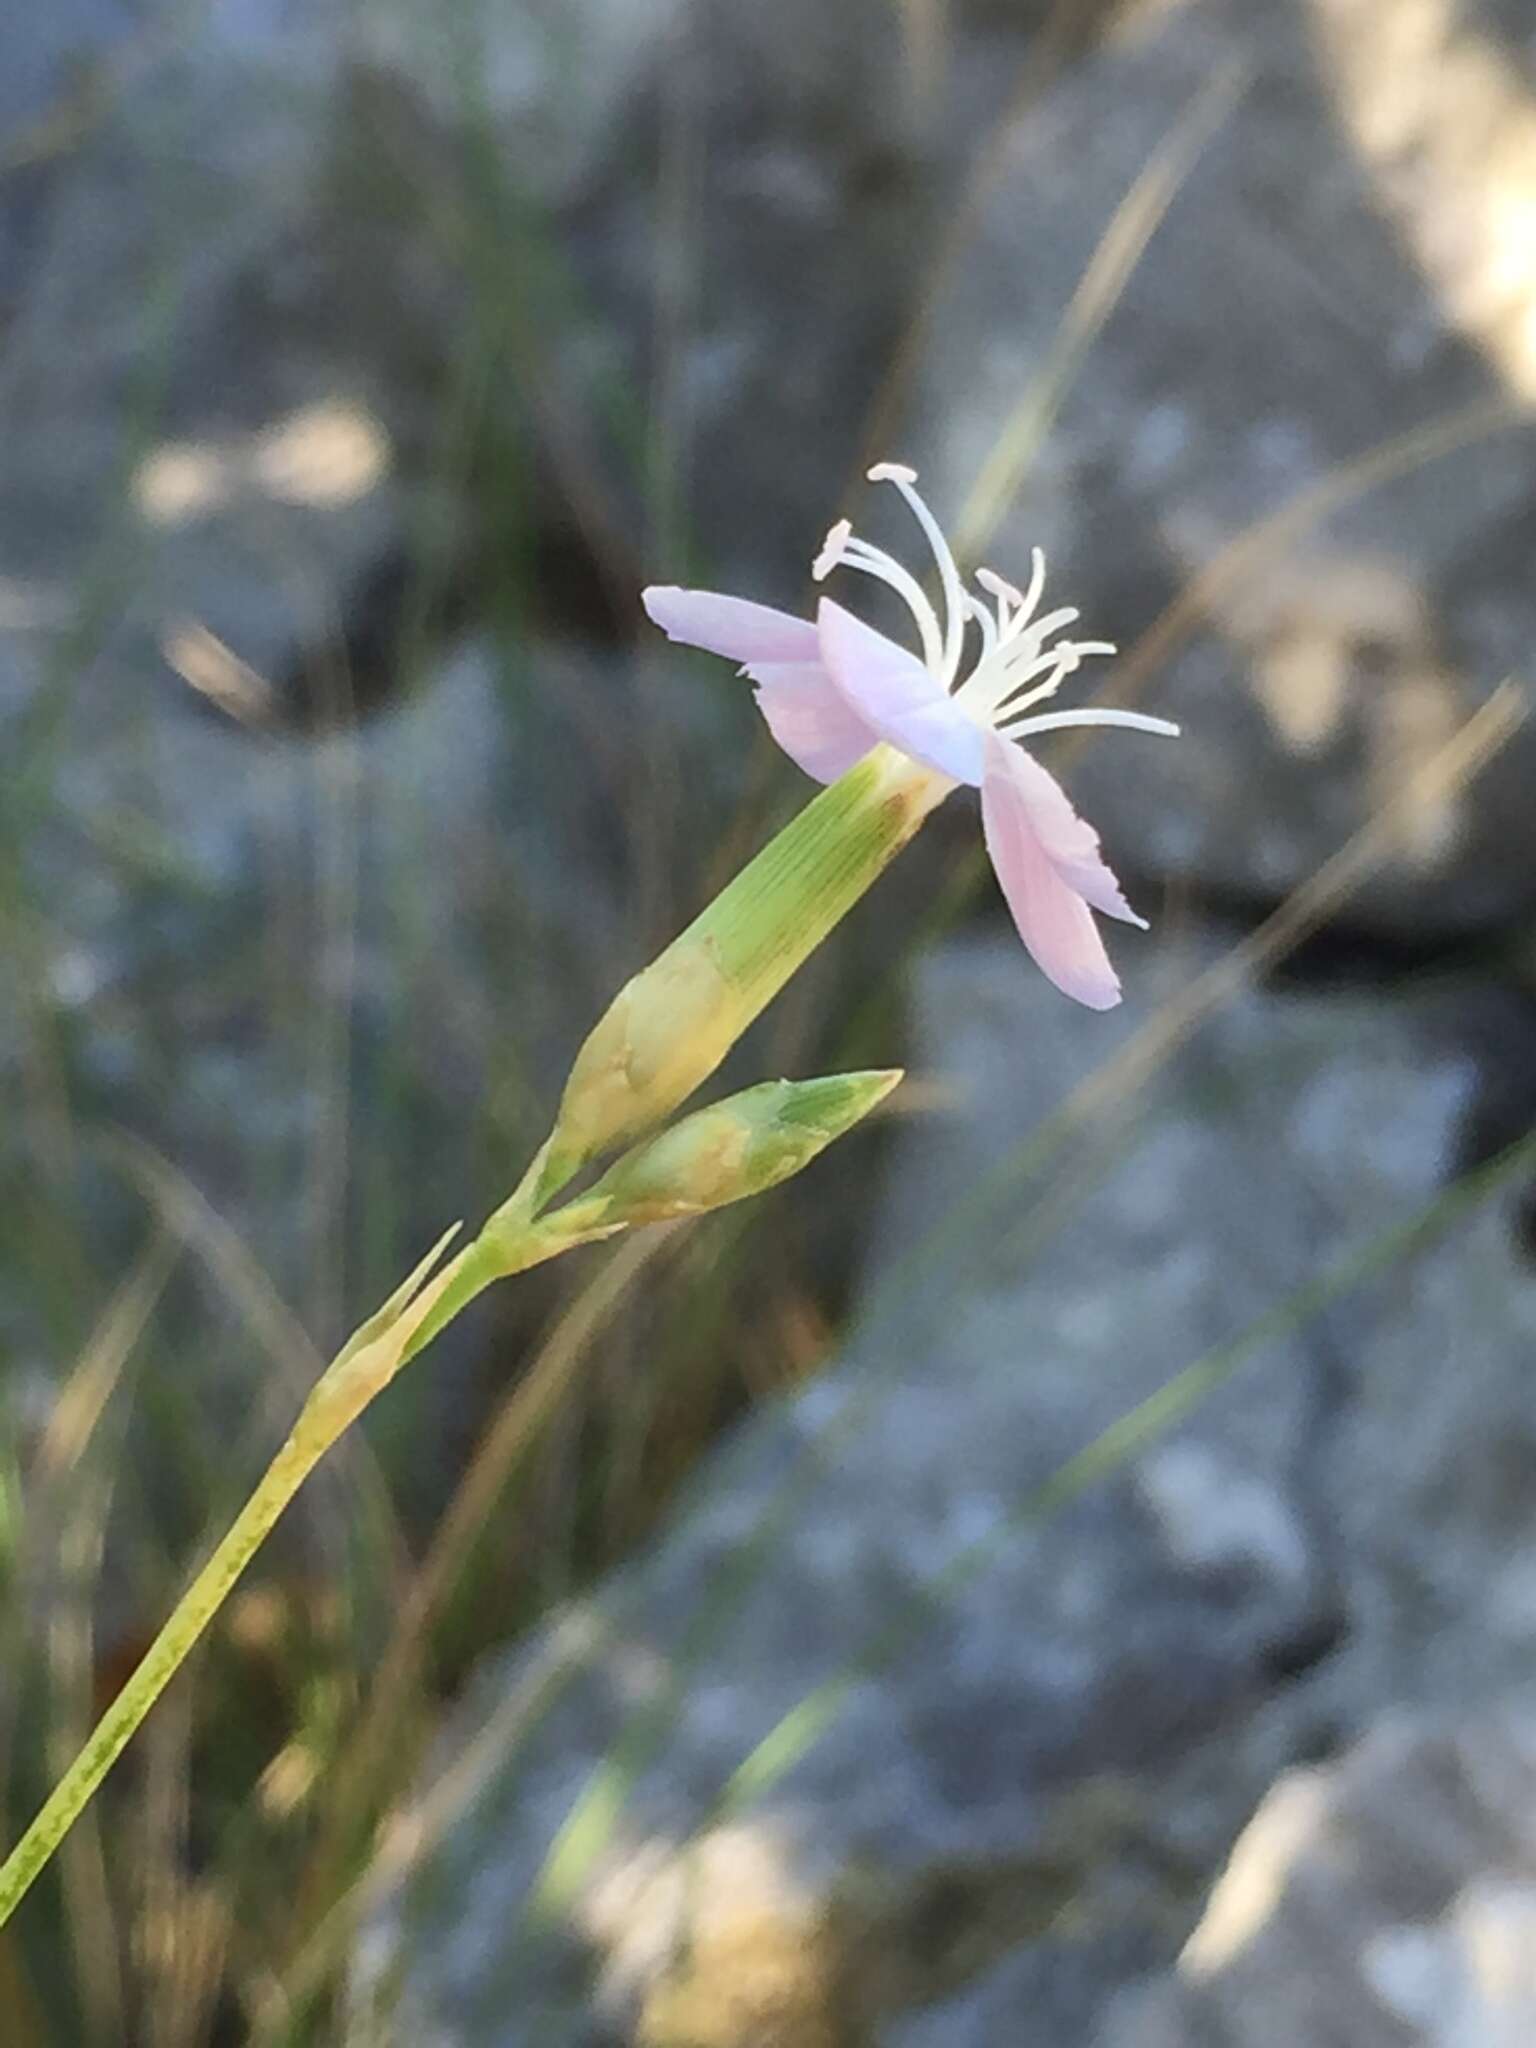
(265, 1228), (680, 2029)
(509, 682), (1526, 1932)
(953, 61), (1248, 566)
(1107, 396), (1536, 715)
(539, 1125), (1536, 1927)
(0, 1235), (179, 1835)
(718, 1125), (1536, 1819)
(33, 1241), (177, 2042)
(866, 681), (1526, 1310)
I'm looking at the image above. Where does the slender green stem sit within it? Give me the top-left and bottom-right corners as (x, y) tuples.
(0, 1428), (322, 1926)
(0, 1196), (603, 1930)
(0, 743), (952, 1929)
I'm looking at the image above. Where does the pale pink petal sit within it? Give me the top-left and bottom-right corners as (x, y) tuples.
(817, 598), (984, 788)
(981, 734), (1123, 1010)
(1005, 745), (1147, 927)
(642, 586), (820, 665)
(642, 587), (877, 780)
(750, 663), (880, 783)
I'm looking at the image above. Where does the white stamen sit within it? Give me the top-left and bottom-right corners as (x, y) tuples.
(831, 535), (946, 674)
(1020, 549), (1047, 627)
(986, 548), (1047, 646)
(1001, 707), (1182, 740)
(867, 463), (968, 687)
(813, 518), (853, 582)
(999, 606), (1081, 666)
(821, 464), (1183, 765)
(993, 640), (1117, 719)
(964, 591), (999, 668)
(976, 565), (1025, 614)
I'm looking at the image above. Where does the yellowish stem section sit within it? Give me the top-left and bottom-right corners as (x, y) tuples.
(547, 745), (948, 1181)
(0, 742), (949, 1928)
(0, 1210), (603, 1930)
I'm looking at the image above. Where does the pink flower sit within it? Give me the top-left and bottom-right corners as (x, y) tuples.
(643, 464), (1178, 1010)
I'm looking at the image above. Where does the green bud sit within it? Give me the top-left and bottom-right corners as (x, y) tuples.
(575, 1070), (903, 1227)
(544, 746), (946, 1192)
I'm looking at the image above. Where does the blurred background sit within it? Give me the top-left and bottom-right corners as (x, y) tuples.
(3, 0), (1536, 2042)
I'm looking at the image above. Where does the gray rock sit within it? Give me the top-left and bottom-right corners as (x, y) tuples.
(907, 0), (1536, 940)
(0, 2), (427, 723)
(1103, 1709), (1536, 2048)
(352, 0), (688, 210)
(0, 0), (948, 1496)
(0, 0), (939, 734)
(352, 932), (1536, 2045)
(0, 633), (632, 1527)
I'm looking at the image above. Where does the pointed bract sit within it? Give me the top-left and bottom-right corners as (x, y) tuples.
(577, 1070), (904, 1226)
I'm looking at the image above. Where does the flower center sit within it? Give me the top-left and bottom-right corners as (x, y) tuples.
(813, 464), (1180, 748)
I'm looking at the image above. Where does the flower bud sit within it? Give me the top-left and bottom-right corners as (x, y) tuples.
(543, 746), (945, 1193)
(575, 1070), (903, 1227)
